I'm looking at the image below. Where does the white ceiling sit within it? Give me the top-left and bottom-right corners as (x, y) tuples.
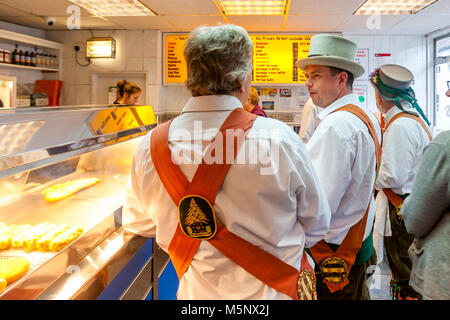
(0, 0), (449, 35)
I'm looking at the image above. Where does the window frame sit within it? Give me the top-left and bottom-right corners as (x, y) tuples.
(426, 28), (450, 134)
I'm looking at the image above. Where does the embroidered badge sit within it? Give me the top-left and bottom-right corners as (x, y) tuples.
(178, 195), (217, 240)
(319, 256), (349, 284)
(297, 269), (317, 300)
(394, 206), (403, 224)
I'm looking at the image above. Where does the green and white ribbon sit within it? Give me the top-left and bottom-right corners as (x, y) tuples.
(377, 77), (431, 126)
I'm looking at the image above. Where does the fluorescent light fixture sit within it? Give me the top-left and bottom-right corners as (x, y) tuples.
(217, 0), (288, 15)
(354, 0), (438, 15)
(69, 0), (156, 16)
(86, 37), (116, 58)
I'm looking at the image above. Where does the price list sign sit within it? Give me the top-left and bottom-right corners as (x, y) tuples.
(164, 34), (312, 85)
(251, 35), (311, 84)
(165, 35), (189, 84)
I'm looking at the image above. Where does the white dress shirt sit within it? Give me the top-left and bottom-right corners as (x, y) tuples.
(122, 94), (331, 300)
(306, 93), (382, 245)
(299, 98), (323, 144)
(373, 103), (430, 264)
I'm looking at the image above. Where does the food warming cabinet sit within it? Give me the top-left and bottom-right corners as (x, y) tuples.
(0, 104), (171, 300)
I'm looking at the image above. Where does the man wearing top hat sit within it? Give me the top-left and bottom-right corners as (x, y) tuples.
(370, 64), (431, 300)
(296, 34), (382, 300)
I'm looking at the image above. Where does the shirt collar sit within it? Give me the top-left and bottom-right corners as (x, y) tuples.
(383, 101), (415, 124)
(181, 95), (243, 113)
(317, 93), (362, 121)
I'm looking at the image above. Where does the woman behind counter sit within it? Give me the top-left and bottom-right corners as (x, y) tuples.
(114, 80), (141, 105)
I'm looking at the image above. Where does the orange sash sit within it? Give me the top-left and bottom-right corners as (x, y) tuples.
(308, 104), (382, 293)
(150, 108), (316, 300)
(382, 112), (432, 209)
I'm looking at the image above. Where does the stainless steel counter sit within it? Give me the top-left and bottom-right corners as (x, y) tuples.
(0, 105), (163, 300)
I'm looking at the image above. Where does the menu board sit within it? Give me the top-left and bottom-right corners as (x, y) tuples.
(164, 34), (312, 85)
(165, 35), (189, 84)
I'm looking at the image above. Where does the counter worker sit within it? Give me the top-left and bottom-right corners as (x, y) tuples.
(298, 97), (322, 144)
(122, 24), (331, 300)
(296, 34), (382, 300)
(243, 86), (268, 117)
(369, 64), (431, 300)
(113, 80), (141, 105)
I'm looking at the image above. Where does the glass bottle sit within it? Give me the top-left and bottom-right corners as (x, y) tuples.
(19, 50), (25, 65)
(12, 48), (18, 64)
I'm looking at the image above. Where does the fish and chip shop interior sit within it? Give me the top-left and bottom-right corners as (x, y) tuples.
(0, 0), (449, 302)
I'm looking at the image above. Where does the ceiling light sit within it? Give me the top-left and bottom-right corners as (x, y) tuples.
(69, 0), (156, 16)
(354, 0), (438, 15)
(217, 0), (288, 16)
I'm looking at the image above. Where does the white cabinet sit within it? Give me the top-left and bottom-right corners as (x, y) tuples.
(0, 29), (64, 79)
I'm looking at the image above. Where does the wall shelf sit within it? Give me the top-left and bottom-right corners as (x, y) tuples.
(0, 28), (63, 80)
(0, 29), (64, 50)
(0, 62), (59, 72)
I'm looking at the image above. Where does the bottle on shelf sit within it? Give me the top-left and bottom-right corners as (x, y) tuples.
(0, 49), (4, 63)
(31, 51), (36, 67)
(25, 51), (31, 66)
(36, 52), (41, 67)
(4, 49), (11, 64)
(12, 48), (19, 64)
(19, 50), (25, 65)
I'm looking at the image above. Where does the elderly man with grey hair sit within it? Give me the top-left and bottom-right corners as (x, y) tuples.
(122, 24), (331, 300)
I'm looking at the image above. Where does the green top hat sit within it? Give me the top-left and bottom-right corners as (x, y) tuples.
(296, 34), (365, 78)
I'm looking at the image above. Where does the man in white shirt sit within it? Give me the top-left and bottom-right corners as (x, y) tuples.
(370, 64), (431, 300)
(122, 24), (331, 300)
(299, 97), (322, 144)
(296, 34), (382, 300)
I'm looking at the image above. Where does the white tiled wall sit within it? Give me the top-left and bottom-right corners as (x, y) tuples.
(345, 34), (427, 115)
(158, 33), (428, 115)
(42, 29), (427, 118)
(46, 29), (165, 111)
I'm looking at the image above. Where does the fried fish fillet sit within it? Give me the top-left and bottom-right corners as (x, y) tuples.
(42, 177), (101, 202)
(0, 257), (30, 285)
(8, 225), (33, 249)
(48, 226), (83, 252)
(22, 223), (56, 251)
(0, 225), (17, 250)
(36, 224), (70, 252)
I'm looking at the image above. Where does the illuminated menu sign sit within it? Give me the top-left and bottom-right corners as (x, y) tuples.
(164, 34), (312, 85)
(165, 35), (189, 84)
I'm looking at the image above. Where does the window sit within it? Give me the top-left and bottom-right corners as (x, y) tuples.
(434, 34), (450, 135)
(436, 37), (450, 58)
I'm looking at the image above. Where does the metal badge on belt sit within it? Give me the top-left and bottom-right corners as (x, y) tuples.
(320, 256), (349, 284)
(297, 269), (317, 300)
(178, 195), (217, 240)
